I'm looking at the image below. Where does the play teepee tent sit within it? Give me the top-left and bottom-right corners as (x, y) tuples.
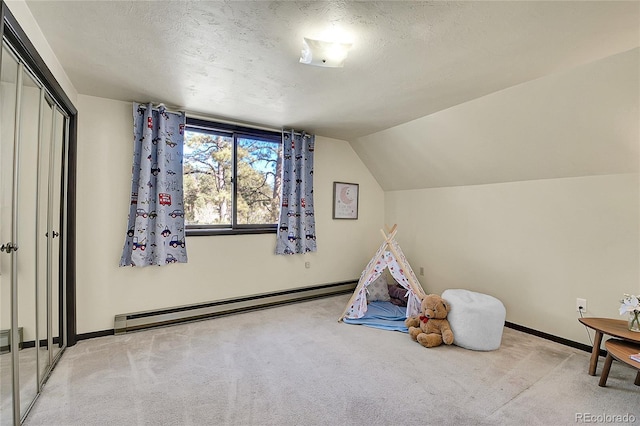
(339, 225), (426, 321)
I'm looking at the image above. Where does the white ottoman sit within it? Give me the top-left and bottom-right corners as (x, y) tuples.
(441, 289), (506, 351)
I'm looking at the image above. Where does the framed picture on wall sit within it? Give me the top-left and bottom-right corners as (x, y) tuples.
(333, 182), (359, 219)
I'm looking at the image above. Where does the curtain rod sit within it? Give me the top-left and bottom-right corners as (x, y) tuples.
(137, 103), (183, 116)
(187, 111), (307, 136)
(137, 103), (306, 136)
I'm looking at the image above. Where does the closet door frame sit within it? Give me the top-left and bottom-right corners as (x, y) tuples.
(0, 1), (78, 348)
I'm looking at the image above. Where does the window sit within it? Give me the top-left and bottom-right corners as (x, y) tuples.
(183, 118), (282, 235)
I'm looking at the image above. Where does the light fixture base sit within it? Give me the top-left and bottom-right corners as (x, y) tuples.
(299, 38), (352, 68)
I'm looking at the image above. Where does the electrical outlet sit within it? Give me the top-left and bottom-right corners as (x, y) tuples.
(304, 261), (310, 269)
(419, 267), (424, 276)
(576, 298), (587, 313)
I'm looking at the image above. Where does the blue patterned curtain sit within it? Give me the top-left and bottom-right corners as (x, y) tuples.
(120, 103), (188, 267)
(275, 130), (317, 255)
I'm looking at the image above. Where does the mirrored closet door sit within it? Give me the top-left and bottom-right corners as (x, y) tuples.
(0, 39), (69, 425)
(0, 40), (19, 426)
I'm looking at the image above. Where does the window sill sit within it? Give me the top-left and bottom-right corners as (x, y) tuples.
(186, 227), (277, 237)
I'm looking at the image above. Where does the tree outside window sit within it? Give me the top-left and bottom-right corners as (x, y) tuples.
(183, 119), (281, 234)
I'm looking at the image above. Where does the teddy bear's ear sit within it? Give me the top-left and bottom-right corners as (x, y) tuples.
(442, 300), (451, 312)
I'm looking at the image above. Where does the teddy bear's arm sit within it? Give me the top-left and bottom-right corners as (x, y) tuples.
(405, 316), (420, 328)
(440, 319), (454, 345)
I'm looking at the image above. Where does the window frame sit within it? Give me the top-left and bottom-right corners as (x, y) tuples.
(184, 117), (281, 237)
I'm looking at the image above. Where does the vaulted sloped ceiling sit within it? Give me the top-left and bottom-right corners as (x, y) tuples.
(25, 1), (639, 190)
(352, 48), (639, 190)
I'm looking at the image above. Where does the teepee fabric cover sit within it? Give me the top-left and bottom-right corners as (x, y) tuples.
(341, 228), (425, 320)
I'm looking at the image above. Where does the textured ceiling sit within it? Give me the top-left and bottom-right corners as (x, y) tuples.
(25, 1), (639, 140)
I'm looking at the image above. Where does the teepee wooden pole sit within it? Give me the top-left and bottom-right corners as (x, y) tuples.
(380, 226), (397, 244)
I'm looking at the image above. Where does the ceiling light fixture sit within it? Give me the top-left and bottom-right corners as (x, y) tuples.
(299, 37), (352, 68)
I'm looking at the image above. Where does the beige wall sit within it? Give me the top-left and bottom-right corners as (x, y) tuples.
(355, 50), (640, 346)
(75, 95), (384, 333)
(386, 175), (639, 345)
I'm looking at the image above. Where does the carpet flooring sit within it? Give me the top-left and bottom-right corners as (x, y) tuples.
(24, 294), (639, 425)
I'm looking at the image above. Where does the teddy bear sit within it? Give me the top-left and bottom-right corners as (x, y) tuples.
(405, 294), (454, 348)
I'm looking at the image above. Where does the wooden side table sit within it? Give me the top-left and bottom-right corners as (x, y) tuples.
(578, 317), (640, 375)
(598, 339), (640, 387)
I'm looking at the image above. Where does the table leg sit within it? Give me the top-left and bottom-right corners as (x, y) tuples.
(589, 331), (603, 376)
(598, 353), (613, 387)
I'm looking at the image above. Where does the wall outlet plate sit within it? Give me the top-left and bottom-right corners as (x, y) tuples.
(576, 298), (587, 313)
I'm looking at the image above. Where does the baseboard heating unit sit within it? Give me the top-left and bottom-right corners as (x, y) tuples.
(114, 280), (357, 334)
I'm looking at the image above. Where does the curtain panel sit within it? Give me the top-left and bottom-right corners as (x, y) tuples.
(275, 130), (317, 255)
(120, 103), (188, 267)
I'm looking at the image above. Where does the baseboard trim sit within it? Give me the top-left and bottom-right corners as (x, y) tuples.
(82, 289), (601, 357)
(112, 280), (358, 335)
(505, 321), (606, 357)
(77, 329), (115, 341)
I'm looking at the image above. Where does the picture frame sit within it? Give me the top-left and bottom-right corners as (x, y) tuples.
(332, 182), (359, 220)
